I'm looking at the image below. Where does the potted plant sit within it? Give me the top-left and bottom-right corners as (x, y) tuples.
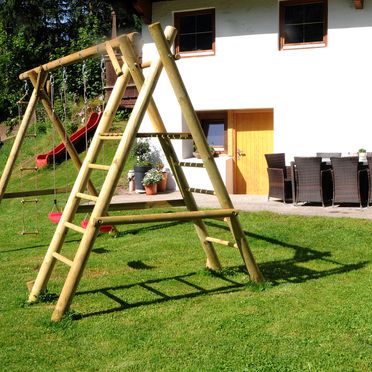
(142, 168), (163, 195)
(155, 162), (168, 192)
(131, 140), (153, 193)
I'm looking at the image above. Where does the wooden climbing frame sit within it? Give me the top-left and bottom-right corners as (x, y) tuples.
(15, 23), (263, 322)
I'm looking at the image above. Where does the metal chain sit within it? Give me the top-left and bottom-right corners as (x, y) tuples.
(82, 60), (89, 152)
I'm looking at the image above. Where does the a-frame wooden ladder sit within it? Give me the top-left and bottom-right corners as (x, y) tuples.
(28, 23), (263, 322)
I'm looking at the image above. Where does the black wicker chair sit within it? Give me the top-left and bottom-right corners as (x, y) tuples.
(331, 156), (364, 207)
(293, 157), (330, 207)
(316, 152), (342, 159)
(365, 156), (372, 206)
(265, 153), (292, 203)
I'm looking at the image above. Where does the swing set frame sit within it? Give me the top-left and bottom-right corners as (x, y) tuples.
(2, 24), (263, 321)
(0, 34), (142, 205)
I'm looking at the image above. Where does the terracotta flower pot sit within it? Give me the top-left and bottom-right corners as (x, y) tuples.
(144, 183), (157, 195)
(157, 171), (168, 192)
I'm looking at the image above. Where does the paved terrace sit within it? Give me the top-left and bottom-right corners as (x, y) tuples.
(112, 191), (372, 220)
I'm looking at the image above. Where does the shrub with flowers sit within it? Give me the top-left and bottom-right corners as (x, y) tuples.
(142, 168), (163, 186)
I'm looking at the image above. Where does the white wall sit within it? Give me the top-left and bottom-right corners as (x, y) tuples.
(140, 0), (372, 187)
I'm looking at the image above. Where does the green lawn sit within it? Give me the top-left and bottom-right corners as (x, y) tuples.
(0, 129), (371, 371)
(0, 202), (371, 371)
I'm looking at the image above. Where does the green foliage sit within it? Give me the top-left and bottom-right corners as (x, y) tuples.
(114, 108), (131, 122)
(142, 168), (163, 186)
(0, 1), (131, 122)
(131, 139), (153, 166)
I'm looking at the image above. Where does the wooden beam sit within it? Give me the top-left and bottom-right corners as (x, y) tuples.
(3, 187), (72, 199)
(19, 33), (142, 80)
(354, 0), (364, 9)
(94, 209), (238, 226)
(76, 199), (185, 213)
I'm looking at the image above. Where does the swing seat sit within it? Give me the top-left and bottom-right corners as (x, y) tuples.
(48, 211), (63, 223)
(81, 219), (112, 233)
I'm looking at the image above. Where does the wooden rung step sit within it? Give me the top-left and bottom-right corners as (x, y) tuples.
(20, 230), (39, 235)
(94, 209), (238, 226)
(21, 198), (39, 204)
(178, 162), (204, 168)
(136, 132), (192, 139)
(205, 236), (238, 248)
(20, 167), (38, 171)
(52, 252), (73, 267)
(188, 188), (215, 195)
(88, 163), (111, 171)
(24, 134), (37, 138)
(76, 192), (98, 202)
(99, 133), (123, 140)
(64, 221), (86, 234)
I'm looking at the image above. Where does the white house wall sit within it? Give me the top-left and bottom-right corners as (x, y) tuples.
(140, 0), (372, 191)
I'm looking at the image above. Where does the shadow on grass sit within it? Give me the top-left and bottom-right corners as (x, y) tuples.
(205, 221), (369, 285)
(0, 238), (81, 254)
(75, 271), (245, 320)
(114, 221), (187, 237)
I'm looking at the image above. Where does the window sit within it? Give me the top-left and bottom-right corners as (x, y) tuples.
(279, 0), (327, 50)
(198, 111), (227, 153)
(174, 9), (215, 56)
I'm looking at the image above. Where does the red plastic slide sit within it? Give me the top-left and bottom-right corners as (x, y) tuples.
(36, 112), (103, 168)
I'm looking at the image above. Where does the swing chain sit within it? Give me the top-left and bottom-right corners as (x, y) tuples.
(23, 80), (30, 97)
(100, 55), (106, 109)
(82, 60), (88, 107)
(50, 73), (55, 113)
(61, 67), (68, 122)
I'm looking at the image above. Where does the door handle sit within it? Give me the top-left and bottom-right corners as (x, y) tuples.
(237, 148), (246, 160)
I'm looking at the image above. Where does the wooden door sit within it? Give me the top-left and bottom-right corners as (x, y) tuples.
(233, 110), (273, 194)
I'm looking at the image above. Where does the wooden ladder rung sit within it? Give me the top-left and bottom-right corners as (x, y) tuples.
(20, 167), (38, 171)
(99, 133), (123, 140)
(136, 132), (192, 139)
(205, 236), (238, 248)
(20, 230), (39, 235)
(52, 252), (73, 267)
(188, 188), (215, 195)
(178, 162), (204, 168)
(94, 209), (238, 226)
(88, 163), (111, 171)
(64, 221), (86, 234)
(21, 198), (39, 204)
(76, 192), (98, 202)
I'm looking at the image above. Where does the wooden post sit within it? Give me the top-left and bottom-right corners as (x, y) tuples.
(28, 56), (133, 306)
(118, 28), (222, 270)
(49, 30), (172, 321)
(148, 23), (263, 282)
(0, 70), (47, 202)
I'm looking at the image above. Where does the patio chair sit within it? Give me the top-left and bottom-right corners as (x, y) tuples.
(316, 152), (342, 158)
(366, 156), (372, 206)
(331, 156), (364, 207)
(293, 157), (330, 207)
(265, 153), (292, 203)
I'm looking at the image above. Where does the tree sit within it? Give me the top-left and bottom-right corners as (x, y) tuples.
(0, 0), (114, 122)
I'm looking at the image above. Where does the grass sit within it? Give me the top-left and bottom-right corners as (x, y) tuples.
(0, 125), (371, 371)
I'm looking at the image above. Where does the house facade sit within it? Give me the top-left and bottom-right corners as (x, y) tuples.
(137, 0), (372, 194)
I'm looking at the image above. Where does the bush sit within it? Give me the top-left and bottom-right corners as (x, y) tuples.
(142, 168), (163, 186)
